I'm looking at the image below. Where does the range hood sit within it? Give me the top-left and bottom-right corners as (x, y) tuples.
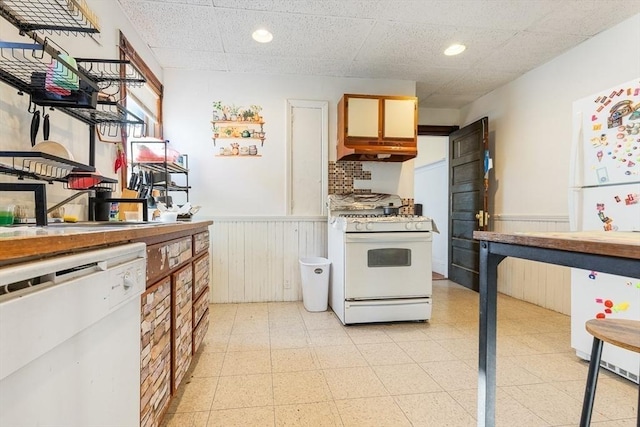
(337, 141), (417, 162)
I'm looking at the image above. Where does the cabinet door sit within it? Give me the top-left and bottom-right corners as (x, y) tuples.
(140, 277), (172, 427)
(346, 97), (379, 138)
(192, 307), (209, 355)
(172, 264), (193, 392)
(193, 252), (210, 300)
(146, 237), (192, 285)
(192, 287), (209, 334)
(193, 231), (210, 256)
(383, 98), (416, 139)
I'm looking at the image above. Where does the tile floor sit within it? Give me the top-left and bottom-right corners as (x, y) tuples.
(162, 280), (638, 426)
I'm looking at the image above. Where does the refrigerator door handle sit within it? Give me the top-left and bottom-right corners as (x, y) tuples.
(569, 111), (583, 232)
(569, 111), (583, 190)
(568, 188), (581, 231)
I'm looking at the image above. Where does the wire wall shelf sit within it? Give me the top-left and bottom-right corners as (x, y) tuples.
(0, 40), (97, 96)
(60, 100), (145, 128)
(0, 42), (146, 134)
(0, 151), (95, 182)
(0, 0), (99, 35)
(76, 58), (146, 89)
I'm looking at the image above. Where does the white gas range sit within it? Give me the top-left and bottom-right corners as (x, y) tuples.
(327, 193), (436, 325)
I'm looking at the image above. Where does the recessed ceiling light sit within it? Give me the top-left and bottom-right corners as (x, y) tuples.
(444, 44), (466, 56)
(252, 28), (273, 43)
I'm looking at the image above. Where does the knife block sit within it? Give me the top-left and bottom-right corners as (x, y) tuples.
(89, 196), (148, 221)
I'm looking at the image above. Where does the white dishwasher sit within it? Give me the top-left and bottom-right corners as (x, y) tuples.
(0, 243), (146, 427)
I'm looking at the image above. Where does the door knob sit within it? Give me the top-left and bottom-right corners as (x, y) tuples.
(475, 210), (484, 228)
(475, 210), (490, 229)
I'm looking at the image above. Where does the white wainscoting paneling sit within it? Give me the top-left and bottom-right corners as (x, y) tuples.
(210, 217), (327, 303)
(492, 214), (571, 315)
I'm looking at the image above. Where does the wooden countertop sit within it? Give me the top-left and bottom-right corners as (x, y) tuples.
(473, 231), (640, 260)
(0, 220), (213, 265)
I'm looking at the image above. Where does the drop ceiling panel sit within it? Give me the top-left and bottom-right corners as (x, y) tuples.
(118, 1), (223, 50)
(214, 0), (384, 18)
(225, 54), (350, 76)
(376, 0), (558, 30)
(152, 48), (228, 71)
(419, 92), (483, 109)
(529, 1), (640, 35)
(136, 0), (213, 5)
(346, 62), (464, 88)
(114, 0), (638, 108)
(215, 8), (373, 60)
(437, 69), (520, 95)
(476, 31), (589, 73)
(356, 21), (516, 68)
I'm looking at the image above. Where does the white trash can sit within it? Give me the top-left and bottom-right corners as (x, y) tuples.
(299, 257), (331, 312)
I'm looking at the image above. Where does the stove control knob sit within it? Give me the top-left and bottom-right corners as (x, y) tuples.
(366, 223), (374, 230)
(355, 223), (364, 231)
(415, 222), (424, 230)
(405, 222), (413, 230)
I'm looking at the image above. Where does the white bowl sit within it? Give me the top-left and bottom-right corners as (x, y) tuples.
(31, 141), (74, 160)
(158, 212), (178, 223)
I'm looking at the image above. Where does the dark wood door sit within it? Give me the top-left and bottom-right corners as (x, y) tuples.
(448, 117), (489, 291)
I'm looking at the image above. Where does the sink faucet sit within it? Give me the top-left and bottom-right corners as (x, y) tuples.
(47, 190), (94, 214)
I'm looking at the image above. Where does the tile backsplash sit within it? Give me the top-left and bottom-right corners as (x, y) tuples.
(328, 161), (415, 214)
(328, 161), (371, 194)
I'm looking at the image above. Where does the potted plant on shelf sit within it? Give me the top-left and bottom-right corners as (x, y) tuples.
(250, 104), (263, 122)
(212, 125), (219, 138)
(242, 108), (254, 122)
(229, 104), (239, 121)
(212, 101), (223, 120)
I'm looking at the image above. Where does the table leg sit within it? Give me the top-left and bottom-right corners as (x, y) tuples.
(478, 241), (503, 427)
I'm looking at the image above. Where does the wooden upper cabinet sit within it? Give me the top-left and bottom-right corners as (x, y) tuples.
(338, 94), (418, 162)
(343, 95), (416, 140)
(346, 97), (380, 138)
(383, 98), (416, 138)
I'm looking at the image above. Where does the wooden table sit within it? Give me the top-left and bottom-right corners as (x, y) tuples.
(473, 231), (640, 427)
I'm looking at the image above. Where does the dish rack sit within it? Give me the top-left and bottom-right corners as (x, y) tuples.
(0, 1), (147, 134)
(0, 151), (117, 190)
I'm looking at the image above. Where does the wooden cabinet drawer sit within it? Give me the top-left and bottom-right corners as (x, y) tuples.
(140, 276), (172, 427)
(193, 230), (209, 256)
(192, 286), (209, 329)
(146, 237), (192, 285)
(193, 308), (209, 355)
(193, 253), (209, 299)
(172, 264), (192, 392)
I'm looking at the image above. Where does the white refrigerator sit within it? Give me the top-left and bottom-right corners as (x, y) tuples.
(569, 78), (640, 384)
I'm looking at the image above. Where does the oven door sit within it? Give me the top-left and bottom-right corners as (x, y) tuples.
(344, 232), (432, 299)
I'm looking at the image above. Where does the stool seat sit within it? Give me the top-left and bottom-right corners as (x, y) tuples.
(580, 318), (640, 427)
(585, 319), (640, 354)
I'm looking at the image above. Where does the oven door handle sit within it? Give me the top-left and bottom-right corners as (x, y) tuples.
(346, 298), (431, 307)
(345, 233), (430, 244)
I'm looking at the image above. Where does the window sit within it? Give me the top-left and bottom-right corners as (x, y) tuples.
(118, 31), (163, 188)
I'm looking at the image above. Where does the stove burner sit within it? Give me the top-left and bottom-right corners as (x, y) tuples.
(339, 214), (378, 218)
(339, 214), (422, 218)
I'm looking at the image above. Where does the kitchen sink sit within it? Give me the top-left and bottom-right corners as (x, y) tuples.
(46, 221), (158, 228)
